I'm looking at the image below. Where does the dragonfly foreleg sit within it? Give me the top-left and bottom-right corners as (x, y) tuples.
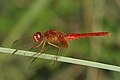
(12, 49), (18, 55)
(29, 40), (44, 51)
(30, 41), (46, 65)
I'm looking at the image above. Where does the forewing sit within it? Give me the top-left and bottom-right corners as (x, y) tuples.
(12, 37), (39, 51)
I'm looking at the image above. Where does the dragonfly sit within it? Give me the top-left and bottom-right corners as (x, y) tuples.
(12, 29), (111, 65)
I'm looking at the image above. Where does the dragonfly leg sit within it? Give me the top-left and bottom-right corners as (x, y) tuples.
(29, 40), (44, 51)
(12, 49), (18, 55)
(11, 49), (19, 60)
(47, 42), (60, 64)
(30, 41), (46, 65)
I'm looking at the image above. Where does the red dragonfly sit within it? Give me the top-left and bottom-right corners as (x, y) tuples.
(12, 29), (111, 64)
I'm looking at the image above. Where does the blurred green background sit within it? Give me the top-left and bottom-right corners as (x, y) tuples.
(0, 0), (120, 80)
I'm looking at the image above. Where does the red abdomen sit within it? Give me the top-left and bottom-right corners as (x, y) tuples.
(64, 32), (111, 41)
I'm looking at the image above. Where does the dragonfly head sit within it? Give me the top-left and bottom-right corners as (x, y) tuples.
(33, 32), (41, 42)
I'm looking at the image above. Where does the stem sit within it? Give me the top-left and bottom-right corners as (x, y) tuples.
(0, 47), (120, 72)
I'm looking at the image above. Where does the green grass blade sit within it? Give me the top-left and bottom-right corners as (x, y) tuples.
(0, 47), (120, 72)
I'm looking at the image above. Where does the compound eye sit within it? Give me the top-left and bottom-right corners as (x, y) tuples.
(33, 32), (41, 42)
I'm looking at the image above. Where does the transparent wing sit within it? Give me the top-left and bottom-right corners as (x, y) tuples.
(12, 37), (39, 51)
(12, 37), (68, 70)
(28, 42), (67, 70)
(60, 39), (68, 49)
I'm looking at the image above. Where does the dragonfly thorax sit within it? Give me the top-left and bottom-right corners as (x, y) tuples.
(43, 29), (64, 42)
